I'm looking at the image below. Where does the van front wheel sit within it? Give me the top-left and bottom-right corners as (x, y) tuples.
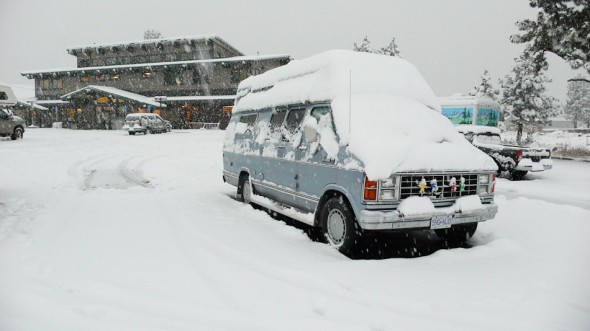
(237, 174), (252, 204)
(321, 196), (362, 255)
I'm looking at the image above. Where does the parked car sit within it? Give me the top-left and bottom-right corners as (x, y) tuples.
(457, 125), (552, 180)
(0, 108), (25, 140)
(222, 50), (498, 255)
(123, 113), (167, 135)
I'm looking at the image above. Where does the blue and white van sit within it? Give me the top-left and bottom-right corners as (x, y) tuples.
(223, 50), (498, 254)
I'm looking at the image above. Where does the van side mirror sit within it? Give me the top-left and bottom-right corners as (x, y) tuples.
(304, 125), (318, 143)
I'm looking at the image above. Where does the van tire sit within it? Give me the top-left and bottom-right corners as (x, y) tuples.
(129, 131), (136, 135)
(435, 223), (478, 248)
(237, 174), (252, 204)
(11, 127), (23, 140)
(320, 196), (362, 255)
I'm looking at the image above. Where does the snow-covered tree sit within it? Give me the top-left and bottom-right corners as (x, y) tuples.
(511, 0), (590, 81)
(144, 29), (163, 40)
(565, 77), (590, 128)
(501, 49), (558, 144)
(354, 36), (401, 57)
(470, 70), (500, 100)
(379, 38), (401, 57)
(353, 36), (372, 53)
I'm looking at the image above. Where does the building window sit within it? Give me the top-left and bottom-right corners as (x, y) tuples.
(56, 79), (63, 89)
(42, 79), (50, 88)
(230, 65), (242, 84)
(192, 68), (209, 85)
(80, 75), (90, 82)
(96, 74), (105, 81)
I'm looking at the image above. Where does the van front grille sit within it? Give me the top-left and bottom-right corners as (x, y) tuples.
(399, 173), (478, 199)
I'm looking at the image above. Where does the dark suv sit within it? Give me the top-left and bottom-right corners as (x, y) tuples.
(0, 108), (25, 140)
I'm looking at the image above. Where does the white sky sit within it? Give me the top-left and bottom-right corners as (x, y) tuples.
(0, 0), (585, 102)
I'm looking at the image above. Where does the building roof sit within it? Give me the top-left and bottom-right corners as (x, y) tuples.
(34, 99), (71, 105)
(21, 54), (292, 77)
(61, 85), (164, 107)
(66, 35), (243, 57)
(16, 100), (48, 110)
(164, 95), (236, 102)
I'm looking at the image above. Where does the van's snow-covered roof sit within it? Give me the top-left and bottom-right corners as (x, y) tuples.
(234, 50), (440, 112)
(230, 51), (496, 177)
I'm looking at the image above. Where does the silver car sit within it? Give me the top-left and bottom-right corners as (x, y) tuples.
(0, 108), (25, 140)
(123, 113), (167, 135)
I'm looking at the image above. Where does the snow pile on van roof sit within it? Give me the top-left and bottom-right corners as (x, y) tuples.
(332, 95), (497, 178)
(234, 50), (440, 112)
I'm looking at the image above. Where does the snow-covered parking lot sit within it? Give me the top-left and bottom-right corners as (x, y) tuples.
(1, 129), (589, 330)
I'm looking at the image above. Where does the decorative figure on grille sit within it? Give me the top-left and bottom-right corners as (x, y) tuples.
(459, 176), (466, 193)
(418, 177), (427, 195)
(449, 177), (457, 192)
(430, 178), (438, 194)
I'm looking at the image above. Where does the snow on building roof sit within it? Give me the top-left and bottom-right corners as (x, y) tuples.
(20, 54), (291, 77)
(35, 100), (71, 105)
(16, 100), (48, 111)
(66, 35), (243, 56)
(61, 86), (164, 107)
(438, 95), (500, 109)
(164, 95), (236, 102)
(234, 50), (440, 113)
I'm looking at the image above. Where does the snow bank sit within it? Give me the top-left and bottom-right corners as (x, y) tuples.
(234, 50), (440, 113)
(454, 195), (484, 213)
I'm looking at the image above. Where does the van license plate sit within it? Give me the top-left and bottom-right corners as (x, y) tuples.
(431, 215), (453, 229)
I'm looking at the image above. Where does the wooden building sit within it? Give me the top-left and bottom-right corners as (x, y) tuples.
(21, 35), (291, 129)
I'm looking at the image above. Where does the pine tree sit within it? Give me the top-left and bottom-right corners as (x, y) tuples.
(353, 36), (372, 53)
(144, 29), (163, 40)
(501, 49), (557, 144)
(379, 38), (401, 57)
(470, 70), (499, 100)
(353, 36), (401, 57)
(565, 77), (590, 128)
(511, 0), (590, 80)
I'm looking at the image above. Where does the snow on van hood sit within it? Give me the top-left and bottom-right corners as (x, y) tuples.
(332, 95), (497, 179)
(234, 50), (440, 113)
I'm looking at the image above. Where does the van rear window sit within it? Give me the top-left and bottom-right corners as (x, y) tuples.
(0, 92), (7, 100)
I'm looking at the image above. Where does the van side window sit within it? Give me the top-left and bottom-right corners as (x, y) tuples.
(0, 92), (7, 100)
(239, 114), (257, 126)
(270, 108), (287, 130)
(285, 108), (306, 133)
(310, 106), (331, 122)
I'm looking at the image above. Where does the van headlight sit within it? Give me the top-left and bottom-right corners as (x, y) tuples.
(363, 175), (399, 202)
(478, 174), (492, 195)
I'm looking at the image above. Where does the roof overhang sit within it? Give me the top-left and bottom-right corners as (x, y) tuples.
(61, 85), (164, 107)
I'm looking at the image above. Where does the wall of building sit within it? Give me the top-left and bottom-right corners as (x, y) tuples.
(34, 58), (286, 100)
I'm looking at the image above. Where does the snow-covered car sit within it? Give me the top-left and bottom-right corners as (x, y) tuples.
(0, 108), (25, 140)
(457, 125), (552, 180)
(223, 50), (498, 255)
(123, 113), (167, 135)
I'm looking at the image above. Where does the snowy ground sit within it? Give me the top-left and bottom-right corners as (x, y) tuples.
(1, 129), (589, 331)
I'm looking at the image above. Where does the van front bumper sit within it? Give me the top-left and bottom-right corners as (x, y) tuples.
(358, 203), (498, 230)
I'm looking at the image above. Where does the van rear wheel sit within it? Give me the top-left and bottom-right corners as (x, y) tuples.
(320, 196), (362, 255)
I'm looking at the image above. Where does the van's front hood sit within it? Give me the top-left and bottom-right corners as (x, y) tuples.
(332, 95), (497, 180)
